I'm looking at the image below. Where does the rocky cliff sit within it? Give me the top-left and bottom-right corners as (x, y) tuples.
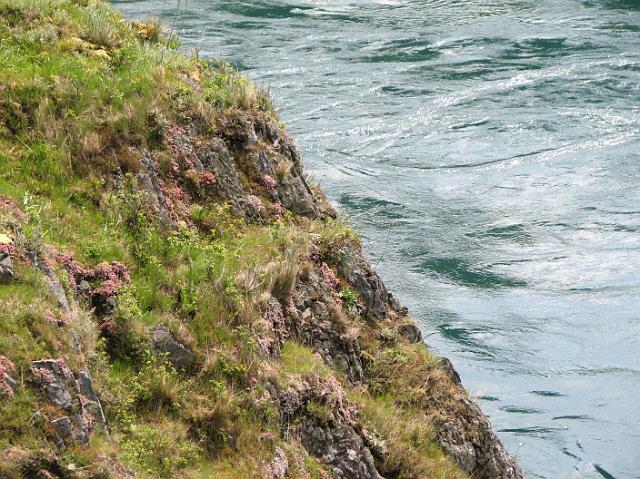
(0, 1), (523, 478)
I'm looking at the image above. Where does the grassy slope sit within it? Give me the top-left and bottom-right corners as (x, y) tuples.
(0, 1), (467, 478)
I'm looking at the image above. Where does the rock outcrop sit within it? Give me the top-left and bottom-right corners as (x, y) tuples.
(275, 376), (383, 479)
(0, 356), (17, 399)
(30, 359), (104, 448)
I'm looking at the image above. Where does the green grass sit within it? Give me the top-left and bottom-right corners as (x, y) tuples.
(281, 341), (331, 378)
(0, 0), (274, 178)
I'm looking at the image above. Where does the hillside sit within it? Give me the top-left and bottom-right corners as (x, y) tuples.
(0, 1), (522, 478)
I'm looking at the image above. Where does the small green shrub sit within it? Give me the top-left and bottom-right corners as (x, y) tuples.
(215, 354), (247, 382)
(121, 423), (200, 477)
(338, 287), (358, 310)
(133, 354), (187, 414)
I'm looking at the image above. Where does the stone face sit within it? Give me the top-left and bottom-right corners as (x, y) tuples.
(31, 360), (104, 448)
(293, 266), (364, 384)
(0, 254), (13, 284)
(276, 173), (318, 219)
(276, 377), (383, 479)
(3, 373), (17, 391)
(0, 356), (17, 399)
(28, 252), (70, 312)
(439, 356), (462, 386)
(435, 396), (523, 479)
(31, 360), (75, 411)
(76, 370), (98, 403)
(138, 149), (174, 228)
(299, 421), (382, 479)
(197, 137), (256, 218)
(51, 415), (90, 448)
(334, 246), (390, 320)
(151, 325), (195, 370)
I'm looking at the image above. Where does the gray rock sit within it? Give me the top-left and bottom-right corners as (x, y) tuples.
(388, 293), (401, 312)
(31, 360), (75, 411)
(398, 323), (422, 343)
(277, 379), (383, 479)
(299, 420), (382, 479)
(435, 395), (524, 479)
(388, 293), (408, 316)
(78, 280), (92, 295)
(51, 416), (73, 448)
(51, 414), (90, 447)
(151, 325), (195, 370)
(293, 268), (364, 383)
(0, 255), (13, 284)
(32, 361), (105, 447)
(439, 356), (461, 386)
(138, 150), (174, 228)
(277, 172), (318, 219)
(335, 246), (390, 320)
(76, 369), (99, 403)
(196, 138), (257, 219)
(28, 252), (70, 312)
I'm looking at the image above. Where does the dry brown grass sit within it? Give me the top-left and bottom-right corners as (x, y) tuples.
(269, 248), (299, 306)
(275, 158), (293, 181)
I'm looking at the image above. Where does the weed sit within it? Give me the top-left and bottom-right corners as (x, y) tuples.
(281, 342), (330, 379)
(338, 287), (358, 310)
(269, 248), (299, 306)
(121, 422), (200, 477)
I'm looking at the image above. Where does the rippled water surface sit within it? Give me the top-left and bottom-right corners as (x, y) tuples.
(113, 1), (640, 476)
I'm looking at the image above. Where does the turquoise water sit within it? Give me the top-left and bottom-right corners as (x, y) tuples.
(114, 1), (640, 477)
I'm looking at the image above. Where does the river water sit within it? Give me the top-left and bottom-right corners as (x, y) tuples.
(113, 1), (640, 477)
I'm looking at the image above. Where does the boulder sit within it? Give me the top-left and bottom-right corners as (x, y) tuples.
(151, 325), (195, 370)
(398, 323), (422, 343)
